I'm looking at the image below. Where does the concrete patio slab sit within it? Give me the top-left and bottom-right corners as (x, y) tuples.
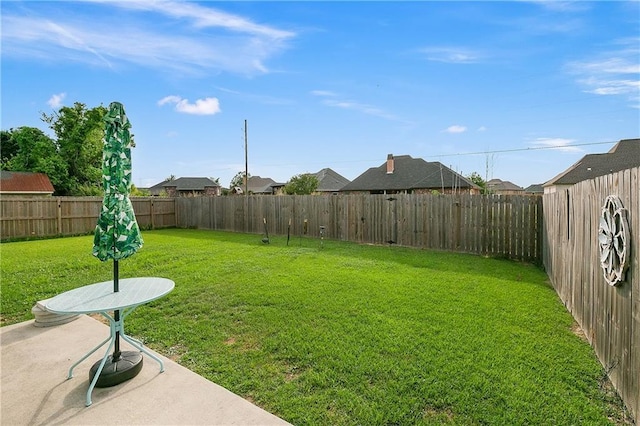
(1, 315), (291, 425)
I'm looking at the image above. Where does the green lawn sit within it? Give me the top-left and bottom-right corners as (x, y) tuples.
(1, 229), (625, 424)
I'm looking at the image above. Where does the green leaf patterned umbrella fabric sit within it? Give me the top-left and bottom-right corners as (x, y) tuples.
(93, 102), (143, 261)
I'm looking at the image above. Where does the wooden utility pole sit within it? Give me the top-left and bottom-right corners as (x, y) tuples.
(244, 119), (248, 196)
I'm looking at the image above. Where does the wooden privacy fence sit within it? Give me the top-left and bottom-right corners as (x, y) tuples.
(0, 197), (176, 240)
(3, 184), (637, 418)
(543, 166), (639, 423)
(176, 193), (543, 262)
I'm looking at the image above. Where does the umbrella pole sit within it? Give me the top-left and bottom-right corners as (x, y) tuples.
(90, 101), (145, 388)
(113, 259), (121, 361)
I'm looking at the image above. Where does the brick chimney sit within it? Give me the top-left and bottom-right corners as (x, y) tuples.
(386, 154), (394, 174)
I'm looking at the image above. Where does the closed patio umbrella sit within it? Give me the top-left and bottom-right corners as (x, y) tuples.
(91, 101), (144, 386)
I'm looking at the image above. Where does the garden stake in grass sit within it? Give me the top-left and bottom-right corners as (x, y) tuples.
(300, 218), (308, 246)
(4, 229), (630, 425)
(287, 218), (291, 246)
(319, 225), (325, 249)
(262, 218), (270, 244)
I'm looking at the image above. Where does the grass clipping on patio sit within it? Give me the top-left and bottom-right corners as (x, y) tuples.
(1, 229), (631, 424)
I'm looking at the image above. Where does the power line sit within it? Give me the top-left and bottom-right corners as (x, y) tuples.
(429, 140), (618, 159)
(198, 139), (622, 179)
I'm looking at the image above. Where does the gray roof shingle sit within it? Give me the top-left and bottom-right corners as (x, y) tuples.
(544, 138), (640, 186)
(524, 184), (544, 194)
(340, 155), (477, 192)
(487, 179), (523, 192)
(314, 168), (350, 192)
(247, 176), (278, 194)
(149, 177), (219, 195)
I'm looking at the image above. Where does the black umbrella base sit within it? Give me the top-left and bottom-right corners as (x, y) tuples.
(89, 351), (143, 388)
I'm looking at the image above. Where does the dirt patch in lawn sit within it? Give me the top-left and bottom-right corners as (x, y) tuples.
(570, 321), (589, 343)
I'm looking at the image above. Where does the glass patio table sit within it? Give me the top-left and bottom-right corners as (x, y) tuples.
(46, 277), (174, 406)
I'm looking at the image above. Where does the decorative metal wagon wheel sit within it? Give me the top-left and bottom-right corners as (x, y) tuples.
(598, 195), (630, 286)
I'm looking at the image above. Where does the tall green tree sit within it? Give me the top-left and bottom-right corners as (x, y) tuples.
(0, 130), (20, 167)
(0, 127), (68, 190)
(230, 171), (250, 190)
(42, 102), (107, 195)
(284, 173), (319, 195)
(467, 172), (488, 194)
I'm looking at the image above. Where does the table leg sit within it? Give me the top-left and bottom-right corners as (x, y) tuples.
(67, 335), (111, 379)
(120, 333), (165, 372)
(85, 336), (116, 406)
(68, 310), (165, 406)
(65, 312), (118, 406)
(119, 307), (165, 372)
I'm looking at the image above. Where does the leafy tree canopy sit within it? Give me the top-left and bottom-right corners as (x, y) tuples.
(131, 184), (150, 196)
(467, 172), (488, 194)
(284, 173), (319, 195)
(1, 130), (20, 165)
(230, 171), (250, 190)
(0, 127), (68, 191)
(42, 102), (107, 195)
(2, 102), (108, 195)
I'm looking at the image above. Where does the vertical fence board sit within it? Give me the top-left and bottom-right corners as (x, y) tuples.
(9, 186), (636, 416)
(3, 193), (544, 263)
(543, 166), (639, 423)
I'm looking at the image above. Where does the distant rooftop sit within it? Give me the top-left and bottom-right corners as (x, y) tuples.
(313, 168), (350, 192)
(0, 171), (55, 195)
(341, 155), (478, 192)
(487, 179), (523, 192)
(524, 184), (544, 194)
(148, 177), (220, 195)
(544, 138), (640, 187)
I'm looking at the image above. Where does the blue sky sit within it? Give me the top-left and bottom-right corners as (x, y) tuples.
(2, 1), (639, 189)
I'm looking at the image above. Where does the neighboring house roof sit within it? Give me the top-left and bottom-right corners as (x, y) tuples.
(148, 180), (169, 195)
(340, 154), (479, 192)
(524, 184), (544, 194)
(544, 138), (640, 187)
(0, 171), (55, 195)
(149, 177), (220, 195)
(313, 168), (351, 192)
(487, 179), (524, 192)
(247, 176), (279, 194)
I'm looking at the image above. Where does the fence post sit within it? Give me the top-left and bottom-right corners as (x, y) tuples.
(57, 197), (62, 236)
(150, 199), (155, 230)
(454, 196), (461, 250)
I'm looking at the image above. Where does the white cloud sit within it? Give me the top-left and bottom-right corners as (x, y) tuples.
(102, 1), (293, 40)
(311, 90), (408, 123)
(529, 138), (581, 152)
(158, 96), (221, 115)
(158, 95), (182, 106)
(524, 0), (591, 13)
(566, 38), (640, 107)
(322, 99), (391, 118)
(585, 79), (640, 95)
(577, 57), (640, 75)
(47, 92), (66, 108)
(477, 126), (487, 132)
(443, 125), (467, 134)
(1, 2), (295, 76)
(311, 90), (338, 97)
(419, 47), (482, 64)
